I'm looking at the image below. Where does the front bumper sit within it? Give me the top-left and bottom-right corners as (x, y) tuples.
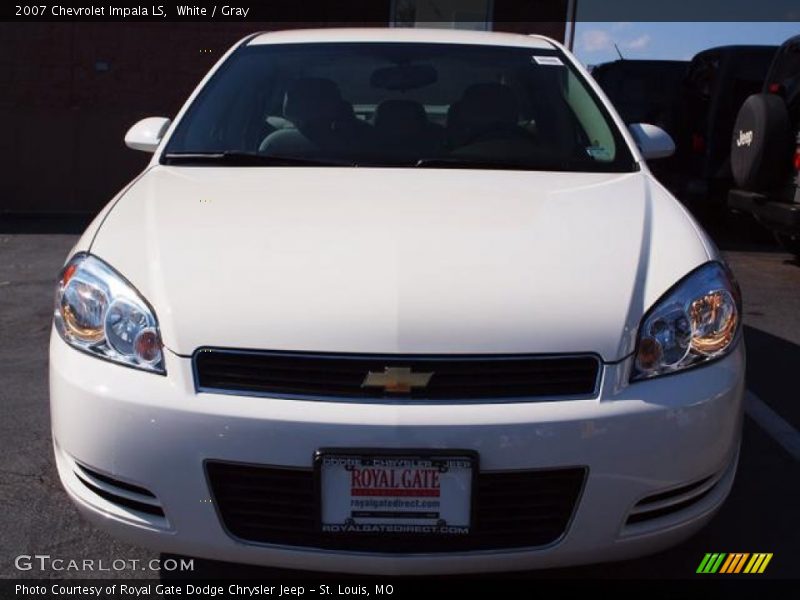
(50, 333), (745, 575)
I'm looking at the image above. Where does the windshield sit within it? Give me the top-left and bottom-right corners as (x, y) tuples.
(163, 42), (636, 172)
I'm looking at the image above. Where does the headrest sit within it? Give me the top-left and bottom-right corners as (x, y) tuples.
(458, 83), (518, 126)
(373, 100), (428, 134)
(283, 78), (342, 125)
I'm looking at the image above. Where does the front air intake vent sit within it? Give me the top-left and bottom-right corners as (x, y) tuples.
(73, 463), (165, 517)
(626, 475), (719, 525)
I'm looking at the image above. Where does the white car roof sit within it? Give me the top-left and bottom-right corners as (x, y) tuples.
(248, 27), (558, 50)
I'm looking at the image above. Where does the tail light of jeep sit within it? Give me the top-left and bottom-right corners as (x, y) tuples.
(794, 127), (800, 173)
(691, 133), (706, 155)
(794, 133), (800, 204)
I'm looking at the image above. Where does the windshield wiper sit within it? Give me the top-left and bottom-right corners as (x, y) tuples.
(163, 152), (583, 171)
(162, 151), (357, 167)
(414, 157), (576, 171)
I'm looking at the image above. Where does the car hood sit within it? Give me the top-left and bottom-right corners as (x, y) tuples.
(91, 166), (712, 361)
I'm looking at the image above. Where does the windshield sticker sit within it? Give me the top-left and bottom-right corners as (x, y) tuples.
(532, 56), (564, 66)
(586, 146), (612, 161)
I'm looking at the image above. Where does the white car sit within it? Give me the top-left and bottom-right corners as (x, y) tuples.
(50, 28), (744, 575)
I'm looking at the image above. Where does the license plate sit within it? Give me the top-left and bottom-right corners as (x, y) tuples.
(317, 451), (475, 535)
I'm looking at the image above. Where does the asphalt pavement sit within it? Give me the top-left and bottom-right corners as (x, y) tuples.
(1, 215), (798, 580)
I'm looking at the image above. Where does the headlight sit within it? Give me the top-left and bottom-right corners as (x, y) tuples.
(54, 254), (165, 374)
(632, 262), (741, 381)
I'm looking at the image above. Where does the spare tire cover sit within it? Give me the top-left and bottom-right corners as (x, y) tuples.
(730, 93), (792, 191)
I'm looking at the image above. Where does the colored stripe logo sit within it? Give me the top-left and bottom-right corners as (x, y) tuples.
(697, 553), (773, 574)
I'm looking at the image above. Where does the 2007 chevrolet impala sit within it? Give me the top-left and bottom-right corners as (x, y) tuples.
(50, 28), (744, 574)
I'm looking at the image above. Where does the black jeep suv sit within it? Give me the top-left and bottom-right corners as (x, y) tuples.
(728, 35), (800, 255)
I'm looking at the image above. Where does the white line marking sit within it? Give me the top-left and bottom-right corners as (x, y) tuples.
(745, 390), (800, 461)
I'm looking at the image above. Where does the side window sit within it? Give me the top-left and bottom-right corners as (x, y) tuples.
(562, 70), (617, 162)
(769, 42), (800, 98)
(686, 55), (719, 100)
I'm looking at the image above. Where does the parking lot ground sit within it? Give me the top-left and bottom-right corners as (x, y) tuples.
(1, 220), (799, 580)
(727, 250), (800, 431)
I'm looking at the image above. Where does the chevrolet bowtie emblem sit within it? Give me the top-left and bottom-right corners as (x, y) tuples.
(361, 367), (434, 393)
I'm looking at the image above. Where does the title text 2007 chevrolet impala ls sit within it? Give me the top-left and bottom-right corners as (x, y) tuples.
(50, 29), (743, 574)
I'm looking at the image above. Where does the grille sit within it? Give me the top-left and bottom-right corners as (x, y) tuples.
(206, 461), (586, 552)
(194, 349), (600, 401)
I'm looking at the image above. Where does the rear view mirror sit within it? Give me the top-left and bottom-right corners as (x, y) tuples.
(125, 117), (171, 153)
(628, 123), (676, 160)
(370, 64), (437, 91)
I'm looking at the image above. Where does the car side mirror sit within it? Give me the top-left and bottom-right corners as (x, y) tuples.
(124, 117), (171, 153)
(628, 123), (676, 160)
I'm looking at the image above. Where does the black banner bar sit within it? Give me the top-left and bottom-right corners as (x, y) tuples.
(0, 578), (795, 600)
(2, 0), (800, 23)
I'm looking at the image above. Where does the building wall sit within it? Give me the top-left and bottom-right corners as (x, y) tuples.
(0, 23), (330, 214)
(0, 9), (566, 214)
